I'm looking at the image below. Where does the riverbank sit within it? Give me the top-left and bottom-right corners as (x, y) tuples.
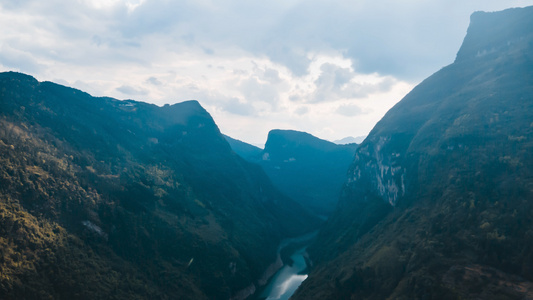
(252, 231), (318, 300)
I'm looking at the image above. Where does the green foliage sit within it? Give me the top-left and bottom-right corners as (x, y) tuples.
(0, 72), (320, 299)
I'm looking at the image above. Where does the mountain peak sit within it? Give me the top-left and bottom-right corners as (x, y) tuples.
(333, 136), (365, 145)
(257, 129), (358, 215)
(295, 6), (533, 299)
(0, 71), (39, 85)
(265, 129), (337, 152)
(171, 99), (202, 108)
(268, 129), (312, 139)
(158, 99), (215, 128)
(455, 6), (533, 62)
(163, 99), (205, 114)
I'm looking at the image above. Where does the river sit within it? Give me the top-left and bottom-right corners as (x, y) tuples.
(257, 231), (317, 300)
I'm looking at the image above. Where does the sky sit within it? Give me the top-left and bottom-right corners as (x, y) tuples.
(1, 0), (533, 146)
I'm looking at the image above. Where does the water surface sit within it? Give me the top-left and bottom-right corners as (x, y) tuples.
(260, 247), (308, 300)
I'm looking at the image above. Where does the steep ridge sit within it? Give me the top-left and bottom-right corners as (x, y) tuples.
(223, 134), (262, 161)
(0, 72), (319, 299)
(259, 130), (357, 215)
(227, 130), (357, 216)
(294, 6), (533, 299)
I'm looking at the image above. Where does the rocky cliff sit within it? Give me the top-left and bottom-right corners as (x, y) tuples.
(294, 6), (533, 299)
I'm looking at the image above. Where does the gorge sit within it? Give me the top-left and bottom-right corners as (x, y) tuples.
(2, 4), (533, 300)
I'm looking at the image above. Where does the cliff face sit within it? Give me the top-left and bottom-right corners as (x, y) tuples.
(294, 6), (533, 299)
(259, 130), (357, 215)
(0, 72), (319, 299)
(227, 129), (357, 216)
(455, 7), (533, 63)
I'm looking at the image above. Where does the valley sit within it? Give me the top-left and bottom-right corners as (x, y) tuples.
(0, 72), (321, 299)
(256, 231), (317, 300)
(1, 4), (533, 300)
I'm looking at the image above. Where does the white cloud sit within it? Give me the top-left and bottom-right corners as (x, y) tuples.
(146, 76), (162, 85)
(116, 84), (149, 96)
(308, 63), (396, 103)
(0, 45), (44, 73)
(221, 97), (256, 116)
(336, 104), (364, 117)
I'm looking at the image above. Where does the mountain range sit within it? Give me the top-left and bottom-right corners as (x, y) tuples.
(0, 72), (319, 299)
(226, 129), (357, 216)
(333, 136), (366, 145)
(1, 4), (533, 300)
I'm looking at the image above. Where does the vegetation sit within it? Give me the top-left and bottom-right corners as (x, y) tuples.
(294, 6), (533, 300)
(0, 72), (320, 299)
(228, 129), (357, 216)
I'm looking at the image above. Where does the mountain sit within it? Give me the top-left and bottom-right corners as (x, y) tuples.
(333, 136), (365, 145)
(294, 6), (533, 299)
(225, 130), (357, 216)
(0, 72), (320, 299)
(255, 130), (357, 216)
(223, 134), (263, 161)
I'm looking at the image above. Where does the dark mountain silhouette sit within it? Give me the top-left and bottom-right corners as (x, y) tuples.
(294, 6), (533, 300)
(0, 72), (319, 300)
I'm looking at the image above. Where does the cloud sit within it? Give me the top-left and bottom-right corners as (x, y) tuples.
(335, 104), (364, 117)
(294, 106), (309, 115)
(308, 62), (396, 103)
(0, 46), (44, 73)
(4, 0), (533, 79)
(261, 46), (311, 77)
(311, 63), (355, 102)
(263, 68), (283, 84)
(238, 77), (275, 103)
(222, 97), (256, 116)
(116, 84), (148, 95)
(146, 76), (162, 85)
(1, 0), (533, 145)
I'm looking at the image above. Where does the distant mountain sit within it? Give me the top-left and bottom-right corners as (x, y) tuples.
(223, 134), (262, 161)
(0, 72), (319, 300)
(252, 130), (358, 216)
(294, 6), (533, 300)
(333, 136), (365, 144)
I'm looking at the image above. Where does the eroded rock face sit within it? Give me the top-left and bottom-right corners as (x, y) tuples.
(455, 7), (533, 63)
(347, 136), (406, 206)
(295, 6), (533, 300)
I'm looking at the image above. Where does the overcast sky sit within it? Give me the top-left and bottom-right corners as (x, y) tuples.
(1, 0), (533, 146)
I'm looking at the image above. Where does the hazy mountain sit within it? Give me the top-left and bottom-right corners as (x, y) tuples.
(254, 129), (357, 216)
(0, 72), (320, 300)
(294, 6), (533, 299)
(223, 134), (262, 161)
(333, 136), (365, 145)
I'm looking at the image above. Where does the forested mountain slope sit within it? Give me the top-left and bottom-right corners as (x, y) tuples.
(0, 72), (319, 299)
(294, 6), (533, 300)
